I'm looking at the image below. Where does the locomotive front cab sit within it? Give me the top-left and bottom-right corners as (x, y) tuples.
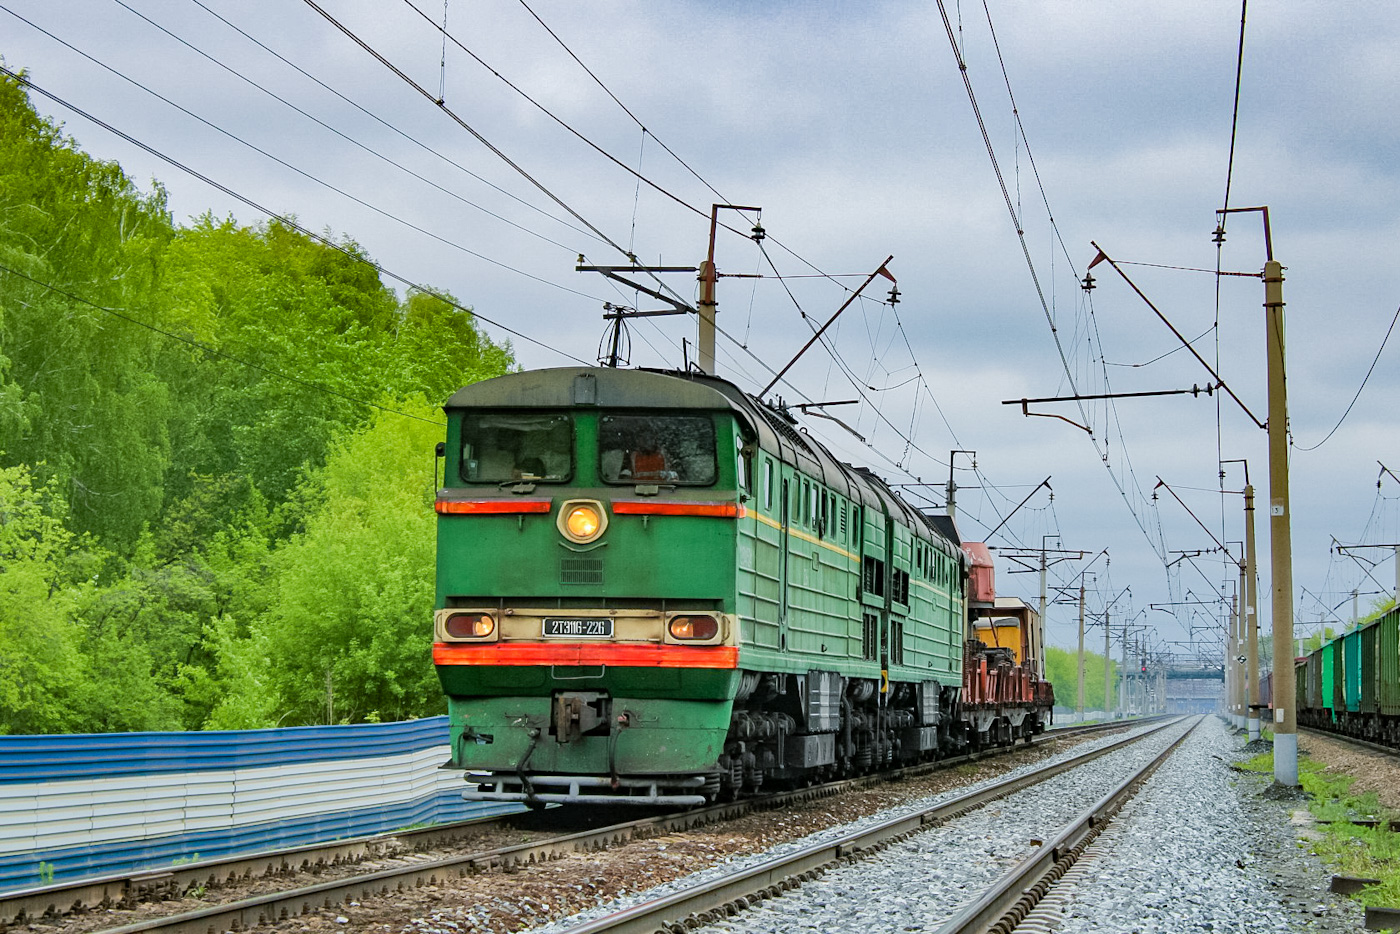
(433, 368), (751, 805)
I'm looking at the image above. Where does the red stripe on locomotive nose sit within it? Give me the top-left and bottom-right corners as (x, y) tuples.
(432, 643), (740, 669)
(611, 501), (742, 517)
(435, 499), (553, 514)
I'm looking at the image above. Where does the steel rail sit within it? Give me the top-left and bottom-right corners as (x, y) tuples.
(7, 717), (1154, 929)
(934, 715), (1203, 934)
(550, 718), (1185, 934)
(0, 811), (521, 925)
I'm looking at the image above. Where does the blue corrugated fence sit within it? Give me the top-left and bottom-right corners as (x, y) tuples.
(0, 717), (514, 893)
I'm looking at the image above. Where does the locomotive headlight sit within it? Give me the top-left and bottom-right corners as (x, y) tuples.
(566, 505), (600, 538)
(558, 500), (608, 543)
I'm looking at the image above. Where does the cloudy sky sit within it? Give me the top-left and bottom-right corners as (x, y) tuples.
(4, 0), (1398, 666)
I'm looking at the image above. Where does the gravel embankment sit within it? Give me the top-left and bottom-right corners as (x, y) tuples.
(1016, 715), (1369, 933)
(516, 718), (1193, 934)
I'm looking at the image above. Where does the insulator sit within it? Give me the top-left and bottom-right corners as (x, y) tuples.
(887, 285), (900, 305)
(1080, 272), (1095, 292)
(751, 223), (766, 242)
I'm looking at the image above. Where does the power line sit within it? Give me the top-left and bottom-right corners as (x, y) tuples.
(1, 7), (601, 304)
(934, 0), (1163, 559)
(470, 0), (1016, 491)
(397, 0), (717, 228)
(754, 242), (953, 472)
(300, 0), (694, 312)
(1294, 301), (1400, 451)
(183, 0), (604, 246)
(1220, 0), (1249, 217)
(0, 66), (592, 366)
(109, 0), (580, 256)
(298, 0), (631, 260)
(496, 0), (897, 304)
(511, 0), (726, 204)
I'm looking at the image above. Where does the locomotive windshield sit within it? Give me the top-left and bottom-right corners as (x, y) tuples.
(599, 414), (716, 485)
(460, 412), (573, 483)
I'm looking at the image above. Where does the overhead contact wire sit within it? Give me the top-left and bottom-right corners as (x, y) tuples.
(309, 0), (694, 311)
(935, 0), (1162, 558)
(1294, 302), (1400, 451)
(395, 0), (715, 226)
(511, 0), (728, 204)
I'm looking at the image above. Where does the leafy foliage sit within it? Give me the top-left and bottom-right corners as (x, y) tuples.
(260, 401), (447, 725)
(0, 72), (514, 732)
(1044, 646), (1118, 712)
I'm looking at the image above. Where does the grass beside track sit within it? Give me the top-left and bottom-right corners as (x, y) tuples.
(1240, 750), (1400, 910)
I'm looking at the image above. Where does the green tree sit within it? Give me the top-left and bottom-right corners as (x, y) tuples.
(258, 400), (448, 725)
(1045, 646), (1118, 712)
(0, 464), (89, 733)
(1302, 627), (1339, 654)
(0, 71), (516, 732)
(0, 69), (175, 547)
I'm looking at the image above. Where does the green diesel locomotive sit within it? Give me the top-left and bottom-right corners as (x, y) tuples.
(432, 367), (1051, 805)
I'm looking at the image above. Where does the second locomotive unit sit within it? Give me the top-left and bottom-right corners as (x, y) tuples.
(432, 366), (1052, 804)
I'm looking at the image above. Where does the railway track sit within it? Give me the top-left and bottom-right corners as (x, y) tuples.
(1299, 724), (1400, 759)
(3, 718), (1154, 932)
(936, 717), (1199, 934)
(487, 717), (1191, 934)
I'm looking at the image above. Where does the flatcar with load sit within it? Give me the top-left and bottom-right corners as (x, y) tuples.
(431, 367), (1052, 805)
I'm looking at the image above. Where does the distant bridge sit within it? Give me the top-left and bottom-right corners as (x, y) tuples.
(1162, 670), (1223, 714)
(1163, 666), (1224, 681)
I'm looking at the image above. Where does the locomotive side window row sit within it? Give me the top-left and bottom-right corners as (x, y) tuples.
(460, 413), (574, 482)
(755, 458), (862, 549)
(911, 541), (957, 590)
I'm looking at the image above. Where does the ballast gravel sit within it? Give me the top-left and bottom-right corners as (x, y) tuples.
(1024, 716), (1365, 933)
(518, 718), (1194, 934)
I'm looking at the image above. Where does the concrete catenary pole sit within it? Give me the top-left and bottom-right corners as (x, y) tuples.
(1103, 607), (1112, 719)
(697, 242), (718, 374)
(1232, 591), (1243, 729)
(1227, 593), (1237, 724)
(1119, 615), (1128, 717)
(1077, 583), (1086, 720)
(1265, 258), (1298, 786)
(1245, 483), (1261, 741)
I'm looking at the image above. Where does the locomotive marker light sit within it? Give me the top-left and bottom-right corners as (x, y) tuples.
(439, 611), (497, 641)
(558, 500), (608, 544)
(667, 615), (721, 641)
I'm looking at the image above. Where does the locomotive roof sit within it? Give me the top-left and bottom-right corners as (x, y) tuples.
(445, 367), (958, 556)
(445, 367), (741, 411)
